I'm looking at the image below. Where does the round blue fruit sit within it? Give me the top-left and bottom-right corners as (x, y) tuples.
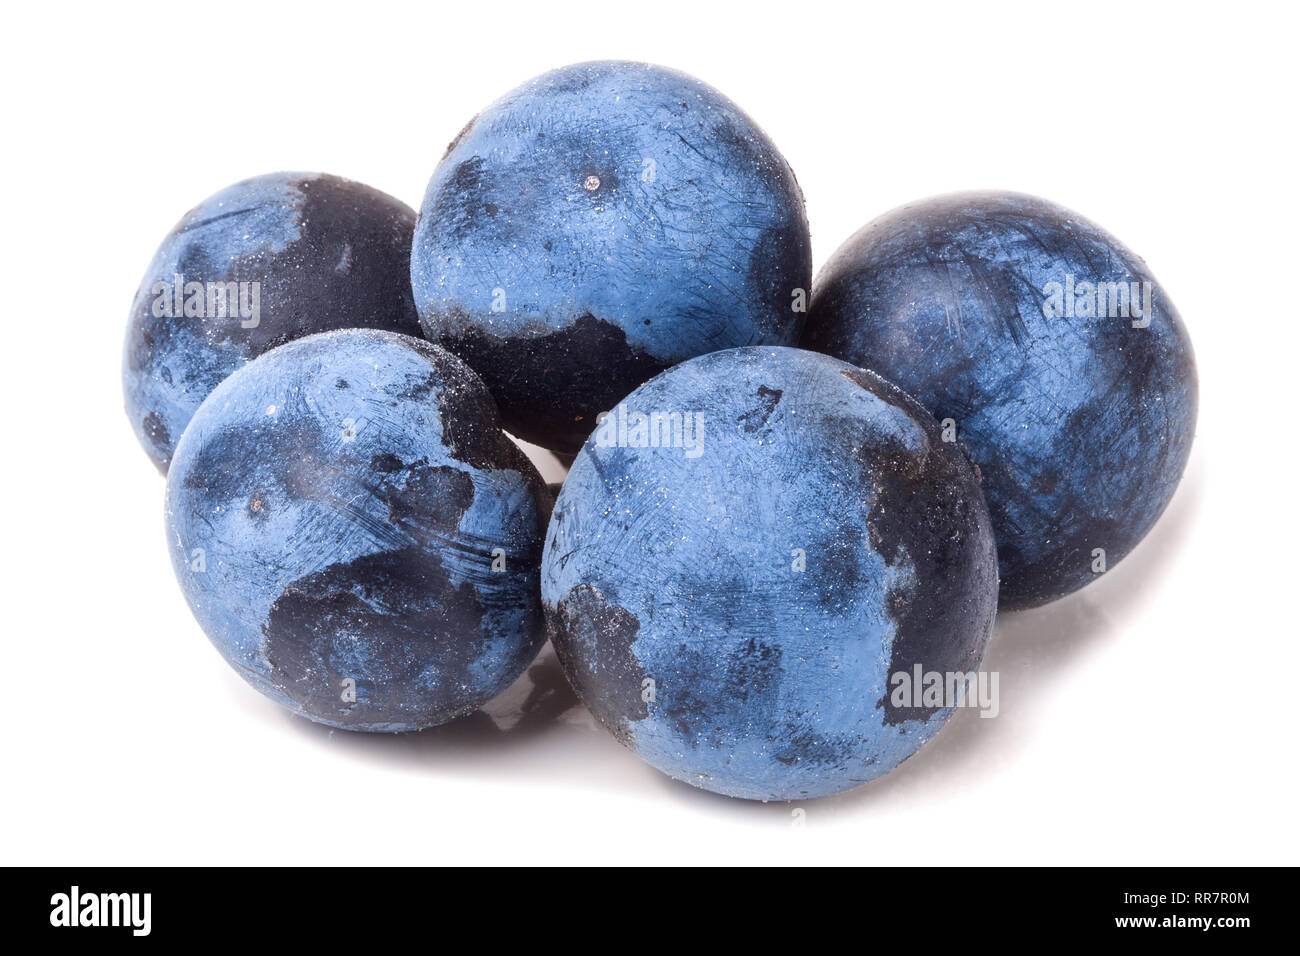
(801, 192), (1198, 609)
(542, 346), (999, 801)
(165, 329), (550, 732)
(124, 172), (422, 472)
(411, 60), (813, 454)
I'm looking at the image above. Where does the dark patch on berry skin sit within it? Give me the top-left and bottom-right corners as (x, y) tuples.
(738, 385), (783, 433)
(430, 156), (490, 241)
(548, 585), (648, 745)
(388, 331), (551, 481)
(839, 361), (999, 722)
(263, 547), (495, 729)
(376, 462), (475, 539)
(723, 637), (784, 703)
(443, 114), (479, 160)
(214, 175), (421, 353)
(370, 453), (404, 474)
(861, 428), (997, 725)
(434, 311), (668, 452)
(141, 411), (171, 461)
(412, 371), (517, 477)
(396, 372), (439, 401)
(181, 409), (332, 502)
(749, 219), (813, 337)
(123, 173), (422, 473)
(540, 65), (606, 95)
(839, 365), (913, 409)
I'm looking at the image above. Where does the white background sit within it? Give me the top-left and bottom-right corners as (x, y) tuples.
(3, 1), (1297, 865)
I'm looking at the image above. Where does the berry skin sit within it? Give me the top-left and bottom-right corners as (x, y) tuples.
(166, 329), (550, 732)
(124, 172), (422, 472)
(543, 346), (998, 800)
(803, 192), (1198, 609)
(412, 60), (812, 454)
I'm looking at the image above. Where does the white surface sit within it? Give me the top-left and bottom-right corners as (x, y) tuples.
(2, 1), (1296, 865)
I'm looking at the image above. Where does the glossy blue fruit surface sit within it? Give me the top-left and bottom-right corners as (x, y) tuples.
(412, 60), (812, 453)
(124, 172), (421, 472)
(165, 329), (549, 731)
(542, 346), (998, 800)
(802, 192), (1198, 609)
